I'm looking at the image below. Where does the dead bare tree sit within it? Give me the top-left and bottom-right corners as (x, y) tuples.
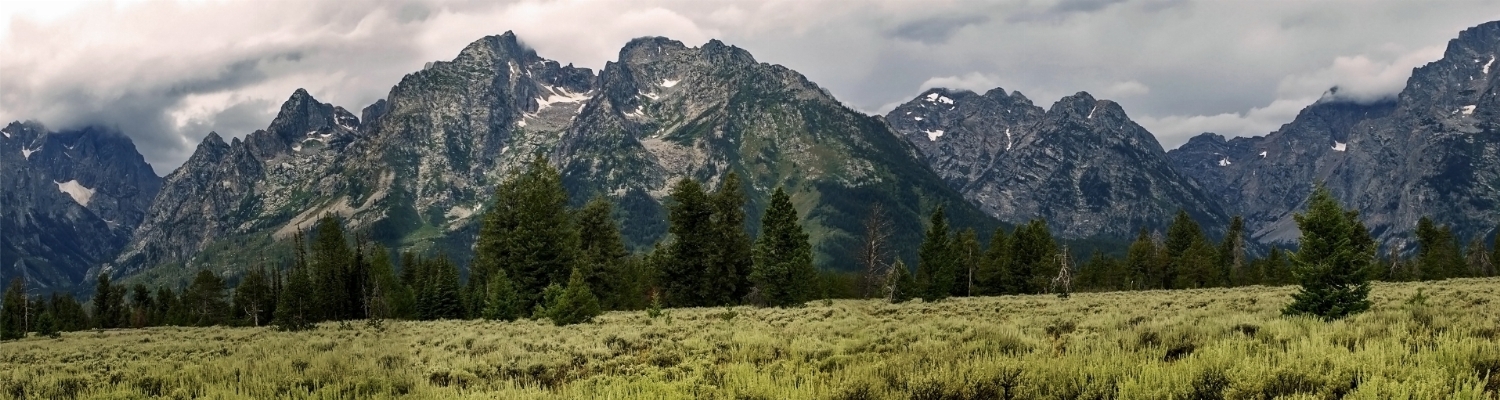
(1051, 246), (1073, 299)
(857, 203), (894, 299)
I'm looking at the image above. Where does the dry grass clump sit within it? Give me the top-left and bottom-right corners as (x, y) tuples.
(3, 278), (1498, 399)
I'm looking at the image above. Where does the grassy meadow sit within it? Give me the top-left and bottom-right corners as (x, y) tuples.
(3, 278), (1499, 399)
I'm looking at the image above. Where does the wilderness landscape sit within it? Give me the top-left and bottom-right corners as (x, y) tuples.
(3, 2), (1500, 399)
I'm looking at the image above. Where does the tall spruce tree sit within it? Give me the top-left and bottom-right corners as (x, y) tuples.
(93, 273), (126, 329)
(367, 245), (415, 320)
(1219, 216), (1247, 286)
(1176, 238), (1219, 289)
(1009, 220), (1057, 294)
(183, 269), (229, 326)
(663, 178), (717, 307)
(1125, 229), (1157, 290)
(1162, 210), (1204, 289)
(1, 278), (24, 340)
(751, 187), (817, 307)
(232, 268), (275, 326)
(709, 172), (755, 305)
(427, 256), (465, 320)
(1283, 186), (1373, 320)
(576, 196), (630, 310)
(483, 268), (523, 321)
(472, 155), (579, 312)
(916, 206), (955, 301)
(129, 284), (155, 327)
(977, 227), (1012, 295)
(311, 215), (353, 321)
(952, 229), (981, 297)
(275, 266), (316, 331)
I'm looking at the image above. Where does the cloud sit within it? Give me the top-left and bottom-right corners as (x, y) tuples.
(3, 0), (1499, 174)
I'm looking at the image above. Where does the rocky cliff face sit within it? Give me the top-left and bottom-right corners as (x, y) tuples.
(1, 122), (161, 289)
(1168, 21), (1500, 246)
(888, 88), (1228, 238)
(114, 32), (992, 276)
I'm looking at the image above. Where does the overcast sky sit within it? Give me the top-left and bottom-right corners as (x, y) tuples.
(4, 0), (1498, 175)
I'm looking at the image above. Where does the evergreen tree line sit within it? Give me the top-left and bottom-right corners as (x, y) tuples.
(3, 163), (1497, 339)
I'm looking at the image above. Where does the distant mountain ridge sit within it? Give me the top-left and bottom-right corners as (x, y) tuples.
(1167, 20), (1500, 247)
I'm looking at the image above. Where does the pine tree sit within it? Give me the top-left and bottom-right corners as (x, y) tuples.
(1283, 186), (1373, 320)
(233, 268), (275, 326)
(751, 187), (817, 307)
(1219, 215), (1246, 286)
(916, 206), (955, 301)
(309, 215), (355, 321)
(367, 245), (415, 320)
(709, 172), (755, 305)
(1415, 217), (1466, 280)
(1176, 238), (1219, 289)
(887, 259), (917, 303)
(1, 278), (24, 340)
(576, 196), (630, 310)
(548, 267), (603, 326)
(952, 228), (981, 297)
(183, 269), (229, 326)
(663, 178), (716, 307)
(1162, 210), (1204, 289)
(153, 287), (179, 326)
(35, 312), (57, 338)
(428, 256), (464, 320)
(1125, 229), (1157, 290)
(129, 284), (154, 328)
(274, 263), (316, 331)
(1009, 220), (1057, 294)
(483, 268), (522, 321)
(472, 155), (579, 312)
(93, 273), (126, 329)
(977, 227), (1012, 295)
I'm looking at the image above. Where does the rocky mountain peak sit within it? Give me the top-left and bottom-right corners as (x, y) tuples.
(456, 31), (537, 64)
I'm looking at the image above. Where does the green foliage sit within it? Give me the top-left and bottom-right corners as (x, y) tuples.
(547, 268), (602, 326)
(916, 206), (955, 301)
(182, 269), (229, 327)
(482, 269), (522, 322)
(662, 178), (717, 307)
(1283, 186), (1373, 320)
(1176, 238), (1220, 289)
(92, 273), (126, 329)
(420, 256), (465, 320)
(311, 214), (357, 321)
(34, 312), (58, 338)
(708, 172), (755, 306)
(231, 268), (275, 326)
(1162, 210), (1204, 289)
(274, 264), (316, 331)
(576, 196), (630, 310)
(1, 278), (23, 340)
(976, 227), (1011, 296)
(367, 245), (416, 320)
(472, 155), (579, 313)
(1220, 215), (1247, 286)
(1009, 219), (1058, 294)
(951, 228), (982, 297)
(1416, 217), (1468, 280)
(751, 187), (817, 307)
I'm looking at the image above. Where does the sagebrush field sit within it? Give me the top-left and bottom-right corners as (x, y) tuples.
(3, 279), (1499, 399)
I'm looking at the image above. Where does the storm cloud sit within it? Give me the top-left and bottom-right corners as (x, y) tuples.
(4, 0), (1498, 175)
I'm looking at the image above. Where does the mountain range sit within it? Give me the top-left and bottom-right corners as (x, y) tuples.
(4, 21), (1498, 290)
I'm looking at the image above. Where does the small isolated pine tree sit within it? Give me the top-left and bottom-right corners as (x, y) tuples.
(36, 312), (58, 338)
(484, 268), (522, 322)
(1283, 186), (1373, 320)
(887, 260), (917, 303)
(548, 268), (602, 326)
(916, 206), (954, 301)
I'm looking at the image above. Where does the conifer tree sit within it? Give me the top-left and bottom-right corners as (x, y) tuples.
(1009, 220), (1057, 294)
(887, 259), (917, 303)
(233, 268), (275, 326)
(1, 278), (24, 340)
(709, 172), (755, 305)
(916, 206), (955, 301)
(153, 287), (178, 326)
(34, 312), (57, 338)
(93, 273), (126, 329)
(1283, 186), (1373, 320)
(1415, 217), (1466, 280)
(183, 269), (229, 326)
(1162, 210), (1204, 289)
(1125, 229), (1157, 290)
(427, 256), (465, 320)
(977, 227), (1011, 295)
(1176, 238), (1219, 288)
(548, 267), (603, 326)
(952, 228), (981, 297)
(576, 196), (630, 309)
(129, 284), (154, 328)
(49, 293), (89, 332)
(483, 268), (522, 321)
(663, 178), (716, 307)
(472, 155), (579, 312)
(1219, 215), (1246, 286)
(751, 187), (817, 307)
(311, 215), (353, 320)
(275, 264), (316, 331)
(367, 245), (415, 320)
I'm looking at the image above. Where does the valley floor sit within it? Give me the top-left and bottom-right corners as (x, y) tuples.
(3, 279), (1499, 399)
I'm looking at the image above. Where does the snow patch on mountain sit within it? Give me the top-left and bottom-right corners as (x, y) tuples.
(56, 180), (95, 206)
